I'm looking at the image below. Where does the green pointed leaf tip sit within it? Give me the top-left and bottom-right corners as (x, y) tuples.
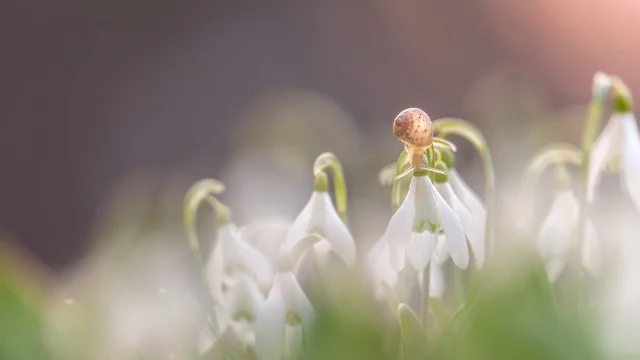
(611, 76), (633, 113)
(398, 304), (426, 347)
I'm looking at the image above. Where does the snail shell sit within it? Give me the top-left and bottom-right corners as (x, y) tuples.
(393, 108), (433, 148)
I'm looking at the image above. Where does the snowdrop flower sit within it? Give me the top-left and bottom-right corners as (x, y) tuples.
(280, 159), (356, 268)
(440, 149), (487, 232)
(381, 172), (469, 272)
(588, 80), (640, 210)
(538, 168), (600, 281)
(183, 178), (274, 300)
(198, 274), (265, 354)
(435, 149), (485, 268)
(254, 272), (315, 360)
(206, 222), (274, 296)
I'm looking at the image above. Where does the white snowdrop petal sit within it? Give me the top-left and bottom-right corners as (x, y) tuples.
(373, 243), (399, 292)
(220, 224), (273, 290)
(277, 272), (315, 334)
(240, 220), (290, 265)
(538, 190), (579, 257)
(205, 240), (225, 301)
(281, 193), (319, 252)
(219, 224), (245, 268)
(432, 235), (449, 264)
(621, 114), (640, 211)
(311, 239), (333, 267)
(431, 180), (469, 269)
(440, 184), (485, 268)
(448, 169), (486, 224)
(367, 237), (386, 264)
(406, 232), (438, 271)
(587, 115), (621, 202)
(320, 193), (357, 266)
(384, 178), (417, 271)
(414, 176), (439, 229)
(429, 262), (445, 299)
(235, 240), (274, 291)
(229, 275), (265, 320)
(255, 281), (286, 360)
(582, 219), (601, 277)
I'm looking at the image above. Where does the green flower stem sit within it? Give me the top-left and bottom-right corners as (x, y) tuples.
(314, 152), (348, 224)
(392, 150), (410, 212)
(426, 146), (436, 183)
(183, 178), (230, 336)
(433, 118), (495, 260)
(432, 136), (458, 152)
(575, 74), (613, 313)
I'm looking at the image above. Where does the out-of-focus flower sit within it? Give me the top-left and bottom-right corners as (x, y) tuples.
(588, 87), (640, 210)
(381, 173), (469, 272)
(254, 272), (315, 360)
(45, 240), (203, 360)
(280, 172), (356, 267)
(538, 186), (600, 281)
(367, 236), (443, 305)
(205, 223), (274, 297)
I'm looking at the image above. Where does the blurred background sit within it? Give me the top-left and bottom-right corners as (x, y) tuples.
(2, 0), (640, 271)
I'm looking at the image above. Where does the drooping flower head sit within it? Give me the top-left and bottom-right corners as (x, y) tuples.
(588, 77), (640, 210)
(539, 165), (600, 281)
(280, 153), (356, 269)
(434, 149), (485, 268)
(382, 171), (469, 272)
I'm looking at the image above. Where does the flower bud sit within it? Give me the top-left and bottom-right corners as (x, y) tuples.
(438, 148), (456, 169)
(433, 161), (449, 184)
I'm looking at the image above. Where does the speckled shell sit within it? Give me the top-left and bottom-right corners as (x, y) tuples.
(392, 108), (433, 147)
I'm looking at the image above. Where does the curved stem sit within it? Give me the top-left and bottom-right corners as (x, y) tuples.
(314, 152), (348, 224)
(278, 233), (324, 272)
(392, 150), (411, 211)
(433, 118), (495, 260)
(183, 178), (229, 336)
(433, 137), (458, 152)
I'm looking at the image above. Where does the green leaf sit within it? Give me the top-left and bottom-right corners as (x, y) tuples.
(397, 303), (426, 357)
(0, 244), (51, 360)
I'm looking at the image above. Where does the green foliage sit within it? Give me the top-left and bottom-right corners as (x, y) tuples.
(0, 246), (50, 360)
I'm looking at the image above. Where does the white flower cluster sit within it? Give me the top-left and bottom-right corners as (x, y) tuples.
(196, 110), (488, 359)
(198, 166), (357, 360)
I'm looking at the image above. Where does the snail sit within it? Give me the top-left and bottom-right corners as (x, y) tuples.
(393, 108), (434, 174)
(392, 107), (453, 181)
